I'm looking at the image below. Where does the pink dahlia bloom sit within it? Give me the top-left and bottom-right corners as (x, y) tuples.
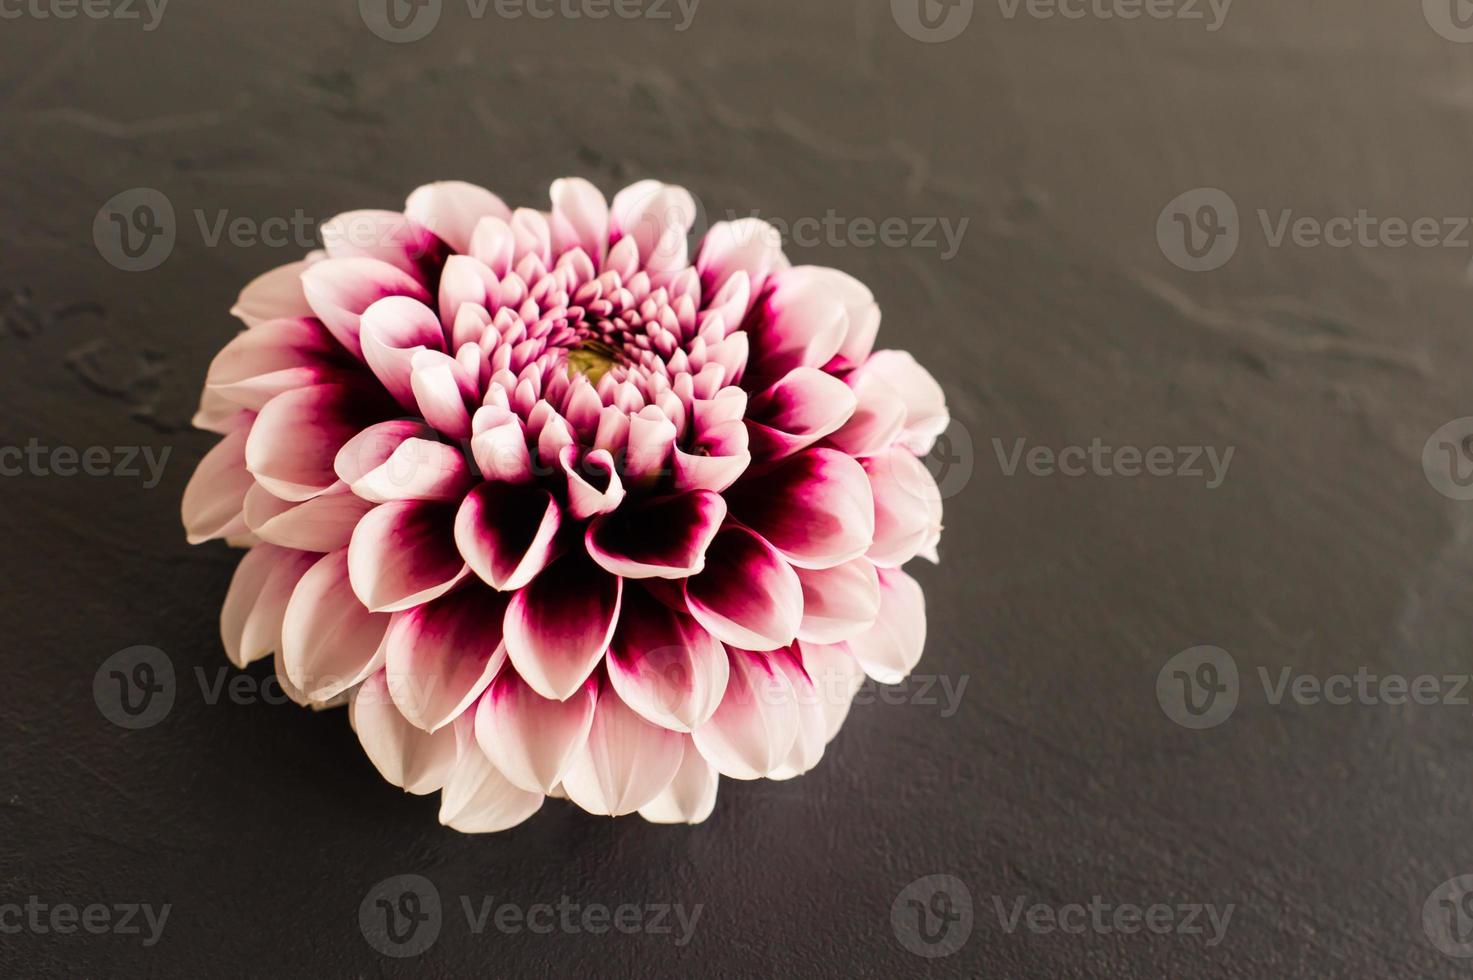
(182, 179), (947, 832)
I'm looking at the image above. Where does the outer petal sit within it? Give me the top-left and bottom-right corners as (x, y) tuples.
(691, 649), (799, 780)
(769, 649), (826, 780)
(549, 177), (610, 262)
(503, 550), (622, 701)
(794, 558), (882, 644)
(607, 587), (730, 732)
(321, 210), (444, 284)
(182, 428), (253, 544)
(726, 449), (875, 570)
(246, 383), (391, 502)
(847, 568), (927, 684)
(300, 257), (430, 359)
(696, 218), (787, 298)
(638, 738), (719, 825)
(231, 260), (314, 328)
(864, 448), (943, 568)
(438, 715), (544, 833)
(474, 672), (596, 793)
(684, 526), (802, 652)
(851, 350), (948, 456)
(561, 681), (684, 816)
(747, 267), (854, 382)
(350, 670), (458, 795)
(383, 585), (511, 732)
(219, 543), (317, 668)
(347, 500), (469, 613)
(406, 181), (512, 255)
(243, 483), (376, 552)
(454, 482), (561, 591)
(585, 491), (726, 580)
(746, 367), (858, 459)
(205, 317), (347, 410)
(281, 549), (391, 702)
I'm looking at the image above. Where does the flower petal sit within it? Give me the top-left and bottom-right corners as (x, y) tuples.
(359, 295), (448, 410)
(182, 427), (254, 544)
(231, 260), (314, 328)
(474, 671), (596, 793)
(246, 383), (391, 502)
(347, 500), (468, 613)
(585, 491), (726, 580)
(691, 649), (799, 780)
(726, 449), (874, 570)
(799, 641), (866, 743)
(607, 587), (729, 731)
(455, 482), (561, 591)
(637, 738), (719, 825)
(205, 317), (347, 411)
(281, 549), (391, 702)
(684, 526), (802, 652)
(321, 209), (444, 284)
(220, 543), (317, 668)
(300, 257), (430, 359)
(746, 366), (857, 459)
(847, 568), (927, 684)
(405, 181), (512, 254)
(697, 218), (787, 299)
(438, 715), (543, 833)
(243, 482), (376, 552)
(561, 681), (684, 816)
(865, 448), (943, 568)
(769, 649), (826, 780)
(384, 585), (510, 732)
(850, 350), (948, 456)
(549, 177), (610, 262)
(503, 550), (622, 700)
(794, 558), (882, 644)
(350, 670), (458, 795)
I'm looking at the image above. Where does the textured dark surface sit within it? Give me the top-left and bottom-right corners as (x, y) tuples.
(5, 0), (1473, 976)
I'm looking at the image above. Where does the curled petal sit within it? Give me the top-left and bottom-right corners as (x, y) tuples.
(585, 491), (725, 580)
(383, 585), (510, 732)
(182, 427), (253, 544)
(220, 543), (317, 668)
(475, 672), (596, 793)
(470, 410), (533, 484)
(350, 671), (458, 795)
(726, 449), (874, 570)
(231, 260), (314, 328)
(346, 436), (471, 504)
(684, 526), (802, 652)
(405, 181), (512, 254)
(795, 558), (882, 644)
(865, 448), (943, 568)
(691, 649), (799, 780)
(300, 257), (430, 359)
(282, 549), (391, 702)
(503, 550), (622, 701)
(747, 266), (853, 382)
(455, 482), (561, 591)
(610, 180), (697, 276)
(561, 446), (625, 520)
(347, 500), (468, 613)
(847, 568), (927, 684)
(673, 419), (750, 494)
(607, 587), (730, 731)
(438, 715), (543, 833)
(360, 296), (448, 409)
(638, 738), (719, 825)
(561, 682), (684, 816)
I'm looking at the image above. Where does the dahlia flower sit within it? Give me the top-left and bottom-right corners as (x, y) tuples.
(181, 178), (947, 832)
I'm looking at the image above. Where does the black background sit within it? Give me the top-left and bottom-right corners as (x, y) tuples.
(4, 0), (1473, 976)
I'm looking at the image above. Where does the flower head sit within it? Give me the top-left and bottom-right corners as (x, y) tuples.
(182, 178), (948, 831)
